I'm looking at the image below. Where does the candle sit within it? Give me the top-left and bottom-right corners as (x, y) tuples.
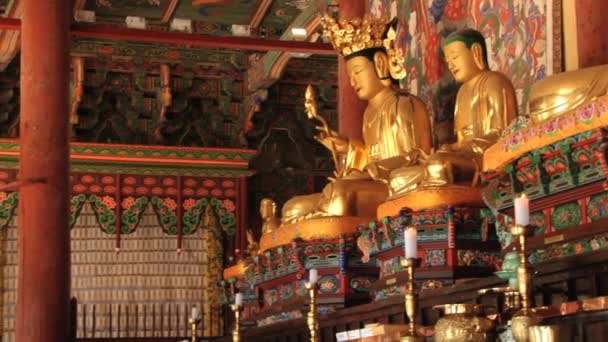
(235, 293), (243, 306)
(309, 268), (318, 285)
(191, 305), (199, 319)
(404, 227), (417, 259)
(514, 193), (529, 226)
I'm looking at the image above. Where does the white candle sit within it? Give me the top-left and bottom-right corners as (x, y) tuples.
(191, 305), (199, 319)
(404, 227), (418, 259)
(514, 193), (530, 226)
(309, 268), (318, 285)
(235, 293), (243, 306)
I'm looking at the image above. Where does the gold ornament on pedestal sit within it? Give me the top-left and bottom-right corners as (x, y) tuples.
(260, 198), (280, 235)
(433, 304), (495, 342)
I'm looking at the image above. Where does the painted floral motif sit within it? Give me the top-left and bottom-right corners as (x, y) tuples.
(587, 193), (608, 221)
(350, 276), (374, 293)
(530, 211), (546, 235)
(257, 310), (303, 327)
(182, 197), (236, 235)
(0, 192), (18, 229)
(163, 197), (177, 211)
(222, 199), (235, 212)
(264, 288), (279, 306)
(318, 276), (339, 294)
(183, 198), (196, 211)
(374, 284), (404, 301)
(121, 197), (149, 234)
(425, 249), (446, 267)
(89, 194), (117, 234)
(279, 284), (294, 300)
(121, 196), (136, 210)
(378, 258), (402, 278)
(551, 202), (582, 230)
(101, 195), (116, 209)
(150, 196), (177, 234)
(457, 250), (501, 271)
(530, 233), (608, 264)
(296, 280), (308, 297)
(70, 194), (87, 228)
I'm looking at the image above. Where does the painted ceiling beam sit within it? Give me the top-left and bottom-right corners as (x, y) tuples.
(249, 0), (274, 29)
(0, 17), (335, 55)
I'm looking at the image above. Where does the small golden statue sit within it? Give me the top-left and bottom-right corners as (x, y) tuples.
(259, 198), (280, 235)
(70, 56), (85, 125)
(427, 28), (518, 186)
(280, 15), (433, 223)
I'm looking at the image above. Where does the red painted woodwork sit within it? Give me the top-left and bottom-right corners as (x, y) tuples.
(338, 0), (366, 141)
(576, 0), (608, 68)
(0, 17), (335, 55)
(16, 0), (71, 341)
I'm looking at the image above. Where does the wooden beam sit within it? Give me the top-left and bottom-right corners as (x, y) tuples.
(0, 18), (335, 55)
(249, 0), (274, 29)
(161, 0), (179, 23)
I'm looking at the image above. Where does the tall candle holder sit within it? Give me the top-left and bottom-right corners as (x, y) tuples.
(187, 316), (201, 342)
(510, 224), (541, 342)
(230, 303), (242, 342)
(400, 258), (423, 342)
(305, 269), (320, 342)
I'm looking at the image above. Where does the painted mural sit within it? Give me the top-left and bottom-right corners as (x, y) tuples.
(369, 0), (558, 143)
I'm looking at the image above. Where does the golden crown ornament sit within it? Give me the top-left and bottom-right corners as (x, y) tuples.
(320, 15), (406, 80)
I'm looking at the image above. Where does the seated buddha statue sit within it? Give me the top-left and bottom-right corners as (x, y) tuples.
(529, 64), (608, 123)
(260, 198), (280, 235)
(280, 16), (433, 224)
(420, 29), (518, 187)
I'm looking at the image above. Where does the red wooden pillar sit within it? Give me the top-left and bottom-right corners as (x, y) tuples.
(237, 176), (248, 256)
(338, 0), (366, 141)
(16, 1), (71, 342)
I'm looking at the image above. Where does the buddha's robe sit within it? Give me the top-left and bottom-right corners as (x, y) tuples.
(529, 64), (608, 123)
(281, 92), (431, 223)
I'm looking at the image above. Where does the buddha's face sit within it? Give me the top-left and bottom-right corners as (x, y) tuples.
(442, 41), (483, 83)
(346, 56), (387, 101)
(259, 198), (276, 219)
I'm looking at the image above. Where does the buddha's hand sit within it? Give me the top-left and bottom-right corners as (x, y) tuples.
(314, 126), (348, 152)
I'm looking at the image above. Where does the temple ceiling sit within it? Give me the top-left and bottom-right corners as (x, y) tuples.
(0, 0), (338, 151)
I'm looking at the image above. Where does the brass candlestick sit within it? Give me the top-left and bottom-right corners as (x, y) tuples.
(510, 224), (541, 342)
(230, 304), (242, 342)
(400, 258), (423, 342)
(187, 316), (201, 342)
(305, 282), (320, 342)
(511, 225), (531, 310)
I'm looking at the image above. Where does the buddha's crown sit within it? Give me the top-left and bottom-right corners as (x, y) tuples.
(320, 15), (388, 57)
(320, 14), (406, 79)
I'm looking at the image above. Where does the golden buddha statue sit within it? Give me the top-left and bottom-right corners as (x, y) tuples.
(280, 16), (433, 224)
(424, 29), (518, 186)
(260, 198), (280, 234)
(529, 64), (608, 123)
